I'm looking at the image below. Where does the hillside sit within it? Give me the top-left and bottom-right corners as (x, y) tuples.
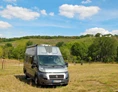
(0, 36), (94, 46)
(0, 36), (118, 63)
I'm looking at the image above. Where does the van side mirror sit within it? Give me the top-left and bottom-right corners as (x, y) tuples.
(65, 62), (68, 67)
(31, 63), (37, 68)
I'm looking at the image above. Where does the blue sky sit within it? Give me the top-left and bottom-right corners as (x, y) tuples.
(0, 0), (118, 38)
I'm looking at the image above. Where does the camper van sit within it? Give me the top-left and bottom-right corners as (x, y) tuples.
(23, 44), (69, 86)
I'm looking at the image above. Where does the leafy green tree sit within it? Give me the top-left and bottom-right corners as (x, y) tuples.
(26, 40), (33, 46)
(95, 33), (102, 37)
(84, 34), (94, 37)
(71, 42), (88, 60)
(3, 43), (13, 58)
(116, 47), (118, 62)
(88, 42), (100, 61)
(12, 45), (25, 60)
(56, 42), (65, 47)
(60, 46), (71, 61)
(5, 43), (12, 47)
(0, 46), (3, 58)
(89, 37), (117, 62)
(8, 47), (14, 59)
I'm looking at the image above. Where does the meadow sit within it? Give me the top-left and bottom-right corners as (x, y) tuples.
(0, 59), (118, 92)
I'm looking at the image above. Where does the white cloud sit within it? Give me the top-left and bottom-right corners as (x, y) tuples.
(82, 27), (110, 35)
(0, 5), (40, 20)
(0, 21), (12, 29)
(82, 27), (118, 35)
(40, 9), (47, 15)
(33, 6), (40, 12)
(49, 12), (54, 16)
(81, 0), (92, 4)
(3, 0), (16, 3)
(111, 30), (118, 35)
(59, 4), (100, 19)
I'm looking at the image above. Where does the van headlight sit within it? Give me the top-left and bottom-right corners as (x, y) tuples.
(39, 66), (45, 72)
(64, 66), (68, 72)
(65, 71), (69, 79)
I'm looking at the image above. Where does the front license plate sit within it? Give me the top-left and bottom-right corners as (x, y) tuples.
(53, 80), (61, 83)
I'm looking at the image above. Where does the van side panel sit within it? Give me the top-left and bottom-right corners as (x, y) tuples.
(25, 47), (37, 56)
(24, 46), (37, 78)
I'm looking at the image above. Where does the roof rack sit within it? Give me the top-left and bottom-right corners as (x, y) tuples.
(40, 44), (51, 46)
(27, 44), (38, 48)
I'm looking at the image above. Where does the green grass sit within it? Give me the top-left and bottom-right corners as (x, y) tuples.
(0, 61), (118, 92)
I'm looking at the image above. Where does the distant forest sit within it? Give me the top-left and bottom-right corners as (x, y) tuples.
(0, 33), (118, 63)
(0, 33), (118, 42)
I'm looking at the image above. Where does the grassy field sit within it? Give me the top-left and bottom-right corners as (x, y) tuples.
(0, 60), (118, 92)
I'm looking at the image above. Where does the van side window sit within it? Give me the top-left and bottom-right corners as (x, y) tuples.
(25, 55), (28, 62)
(29, 56), (34, 64)
(33, 56), (37, 63)
(34, 56), (37, 61)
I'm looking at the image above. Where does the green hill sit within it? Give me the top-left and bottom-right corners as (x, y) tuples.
(0, 36), (94, 46)
(0, 35), (118, 63)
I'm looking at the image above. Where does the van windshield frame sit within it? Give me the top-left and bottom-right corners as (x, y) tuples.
(38, 55), (65, 66)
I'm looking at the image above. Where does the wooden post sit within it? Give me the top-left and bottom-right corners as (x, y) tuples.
(2, 58), (5, 69)
(2, 58), (4, 69)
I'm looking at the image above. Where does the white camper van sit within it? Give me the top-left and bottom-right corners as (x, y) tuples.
(23, 44), (69, 86)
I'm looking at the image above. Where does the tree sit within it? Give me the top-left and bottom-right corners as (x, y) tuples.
(84, 34), (94, 37)
(95, 33), (102, 37)
(60, 46), (71, 61)
(5, 43), (12, 47)
(89, 37), (117, 62)
(3, 43), (13, 58)
(0, 46), (3, 58)
(56, 42), (65, 47)
(26, 40), (33, 46)
(71, 42), (88, 61)
(116, 46), (118, 62)
(12, 45), (25, 60)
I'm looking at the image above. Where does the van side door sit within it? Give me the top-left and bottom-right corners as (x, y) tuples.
(30, 56), (38, 78)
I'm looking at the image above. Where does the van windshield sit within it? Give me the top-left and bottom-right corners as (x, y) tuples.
(38, 55), (65, 66)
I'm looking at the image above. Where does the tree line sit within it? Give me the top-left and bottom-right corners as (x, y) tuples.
(0, 36), (118, 63)
(0, 41), (33, 61)
(0, 34), (118, 43)
(58, 37), (118, 63)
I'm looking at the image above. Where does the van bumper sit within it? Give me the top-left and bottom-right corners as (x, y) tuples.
(37, 72), (69, 86)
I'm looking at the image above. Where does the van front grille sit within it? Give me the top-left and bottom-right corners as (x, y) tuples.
(49, 75), (64, 79)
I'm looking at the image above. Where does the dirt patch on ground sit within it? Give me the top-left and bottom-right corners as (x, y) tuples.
(84, 80), (104, 86)
(0, 59), (21, 63)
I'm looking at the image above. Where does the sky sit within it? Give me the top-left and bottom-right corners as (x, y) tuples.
(0, 0), (118, 38)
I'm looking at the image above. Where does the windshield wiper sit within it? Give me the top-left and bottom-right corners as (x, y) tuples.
(51, 65), (64, 67)
(39, 64), (64, 67)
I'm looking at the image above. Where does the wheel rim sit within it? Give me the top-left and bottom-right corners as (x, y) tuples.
(35, 77), (38, 85)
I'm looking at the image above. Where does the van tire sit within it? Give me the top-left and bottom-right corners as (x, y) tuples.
(34, 76), (39, 86)
(63, 84), (68, 86)
(25, 74), (29, 79)
(24, 70), (29, 79)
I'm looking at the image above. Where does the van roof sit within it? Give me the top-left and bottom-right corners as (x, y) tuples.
(26, 45), (62, 56)
(37, 46), (62, 56)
